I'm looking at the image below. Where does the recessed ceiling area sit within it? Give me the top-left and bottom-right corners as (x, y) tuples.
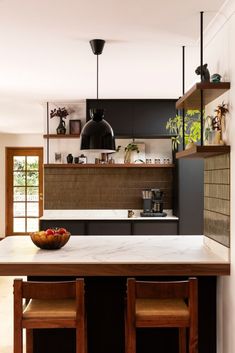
(0, 0), (227, 133)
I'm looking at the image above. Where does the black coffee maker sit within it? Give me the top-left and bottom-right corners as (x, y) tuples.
(141, 188), (167, 217)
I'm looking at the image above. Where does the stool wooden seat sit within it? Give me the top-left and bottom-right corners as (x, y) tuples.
(14, 279), (86, 353)
(125, 278), (198, 353)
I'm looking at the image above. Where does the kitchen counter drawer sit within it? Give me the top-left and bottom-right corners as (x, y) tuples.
(40, 220), (86, 235)
(133, 220), (178, 235)
(87, 221), (131, 235)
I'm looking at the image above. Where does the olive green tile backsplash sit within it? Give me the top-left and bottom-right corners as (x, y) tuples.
(204, 153), (230, 247)
(44, 167), (173, 210)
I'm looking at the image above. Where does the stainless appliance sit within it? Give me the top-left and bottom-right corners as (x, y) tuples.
(141, 188), (167, 217)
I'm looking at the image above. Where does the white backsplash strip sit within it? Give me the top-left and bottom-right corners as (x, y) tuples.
(41, 209), (178, 220)
(46, 138), (172, 164)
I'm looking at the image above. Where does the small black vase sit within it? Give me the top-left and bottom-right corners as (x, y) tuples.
(67, 154), (73, 163)
(57, 117), (66, 135)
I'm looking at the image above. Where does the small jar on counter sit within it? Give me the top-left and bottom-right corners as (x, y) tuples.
(78, 154), (87, 164)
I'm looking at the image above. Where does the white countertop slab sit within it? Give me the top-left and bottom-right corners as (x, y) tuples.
(40, 209), (179, 221)
(0, 235), (228, 265)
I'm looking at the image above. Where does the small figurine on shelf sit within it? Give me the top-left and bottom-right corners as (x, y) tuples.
(211, 73), (222, 83)
(66, 154), (73, 163)
(195, 63), (210, 82)
(50, 107), (69, 135)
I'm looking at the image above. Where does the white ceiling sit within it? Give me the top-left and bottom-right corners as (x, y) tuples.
(0, 0), (227, 133)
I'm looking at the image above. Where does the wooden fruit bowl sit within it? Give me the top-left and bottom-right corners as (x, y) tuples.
(30, 231), (70, 250)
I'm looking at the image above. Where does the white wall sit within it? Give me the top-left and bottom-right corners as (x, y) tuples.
(185, 1), (235, 352)
(0, 134), (43, 236)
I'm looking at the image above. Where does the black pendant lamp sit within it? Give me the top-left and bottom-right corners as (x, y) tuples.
(80, 39), (116, 152)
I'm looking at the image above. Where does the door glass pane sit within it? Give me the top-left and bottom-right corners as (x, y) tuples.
(27, 218), (39, 232)
(14, 172), (26, 186)
(27, 187), (39, 201)
(13, 218), (26, 232)
(27, 171), (39, 186)
(14, 187), (26, 201)
(27, 156), (39, 171)
(13, 203), (25, 217)
(8, 149), (42, 235)
(27, 203), (39, 217)
(13, 156), (25, 171)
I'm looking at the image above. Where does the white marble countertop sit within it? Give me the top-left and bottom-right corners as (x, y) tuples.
(0, 235), (228, 264)
(0, 236), (229, 276)
(40, 209), (179, 221)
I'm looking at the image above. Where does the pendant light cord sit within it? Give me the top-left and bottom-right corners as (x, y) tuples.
(97, 54), (99, 100)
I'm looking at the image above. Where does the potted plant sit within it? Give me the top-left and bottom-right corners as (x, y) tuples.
(124, 142), (140, 163)
(50, 107), (69, 135)
(166, 110), (201, 150)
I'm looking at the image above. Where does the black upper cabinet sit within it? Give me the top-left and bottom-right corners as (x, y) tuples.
(86, 99), (177, 138)
(86, 99), (133, 137)
(133, 100), (176, 137)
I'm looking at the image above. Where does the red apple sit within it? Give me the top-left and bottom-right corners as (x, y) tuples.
(45, 228), (55, 235)
(57, 228), (67, 235)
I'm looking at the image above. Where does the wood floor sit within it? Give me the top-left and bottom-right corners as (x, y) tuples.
(0, 276), (26, 353)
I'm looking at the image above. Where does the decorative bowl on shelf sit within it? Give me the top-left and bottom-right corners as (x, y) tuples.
(30, 228), (70, 250)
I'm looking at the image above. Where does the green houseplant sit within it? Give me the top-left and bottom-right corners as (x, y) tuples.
(124, 142), (139, 163)
(166, 110), (201, 150)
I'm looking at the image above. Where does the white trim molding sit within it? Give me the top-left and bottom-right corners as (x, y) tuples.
(204, 0), (235, 47)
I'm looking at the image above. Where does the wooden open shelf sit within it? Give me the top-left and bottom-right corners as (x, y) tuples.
(176, 82), (231, 110)
(176, 145), (230, 159)
(44, 163), (175, 168)
(43, 134), (80, 139)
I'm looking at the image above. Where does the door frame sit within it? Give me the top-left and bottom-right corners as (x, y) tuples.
(5, 147), (43, 236)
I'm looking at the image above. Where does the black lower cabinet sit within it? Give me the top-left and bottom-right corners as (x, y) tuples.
(40, 220), (178, 235)
(30, 276), (216, 353)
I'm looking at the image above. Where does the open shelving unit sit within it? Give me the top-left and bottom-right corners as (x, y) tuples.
(175, 145), (230, 159)
(176, 82), (231, 110)
(43, 134), (80, 139)
(175, 81), (231, 159)
(175, 13), (231, 160)
(44, 163), (175, 168)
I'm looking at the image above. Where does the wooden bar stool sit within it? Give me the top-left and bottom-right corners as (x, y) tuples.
(13, 279), (86, 353)
(125, 277), (198, 353)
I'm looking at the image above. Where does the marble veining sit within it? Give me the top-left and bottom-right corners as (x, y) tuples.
(40, 209), (178, 221)
(0, 236), (228, 265)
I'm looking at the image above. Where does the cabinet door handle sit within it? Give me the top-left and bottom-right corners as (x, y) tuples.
(39, 193), (43, 201)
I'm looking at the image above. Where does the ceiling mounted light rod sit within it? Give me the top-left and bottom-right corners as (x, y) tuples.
(200, 11), (204, 81)
(80, 39), (116, 153)
(89, 39), (105, 100)
(182, 45), (185, 150)
(200, 11), (204, 146)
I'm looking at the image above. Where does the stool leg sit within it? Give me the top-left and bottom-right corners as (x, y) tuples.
(26, 329), (33, 353)
(179, 328), (187, 353)
(125, 313), (136, 353)
(76, 324), (85, 353)
(189, 326), (198, 353)
(14, 325), (23, 353)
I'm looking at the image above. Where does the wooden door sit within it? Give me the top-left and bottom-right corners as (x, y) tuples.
(6, 147), (43, 236)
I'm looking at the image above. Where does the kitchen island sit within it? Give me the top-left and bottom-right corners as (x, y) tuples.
(0, 235), (230, 353)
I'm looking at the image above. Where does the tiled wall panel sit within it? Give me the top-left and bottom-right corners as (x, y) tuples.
(44, 167), (173, 210)
(204, 154), (230, 247)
